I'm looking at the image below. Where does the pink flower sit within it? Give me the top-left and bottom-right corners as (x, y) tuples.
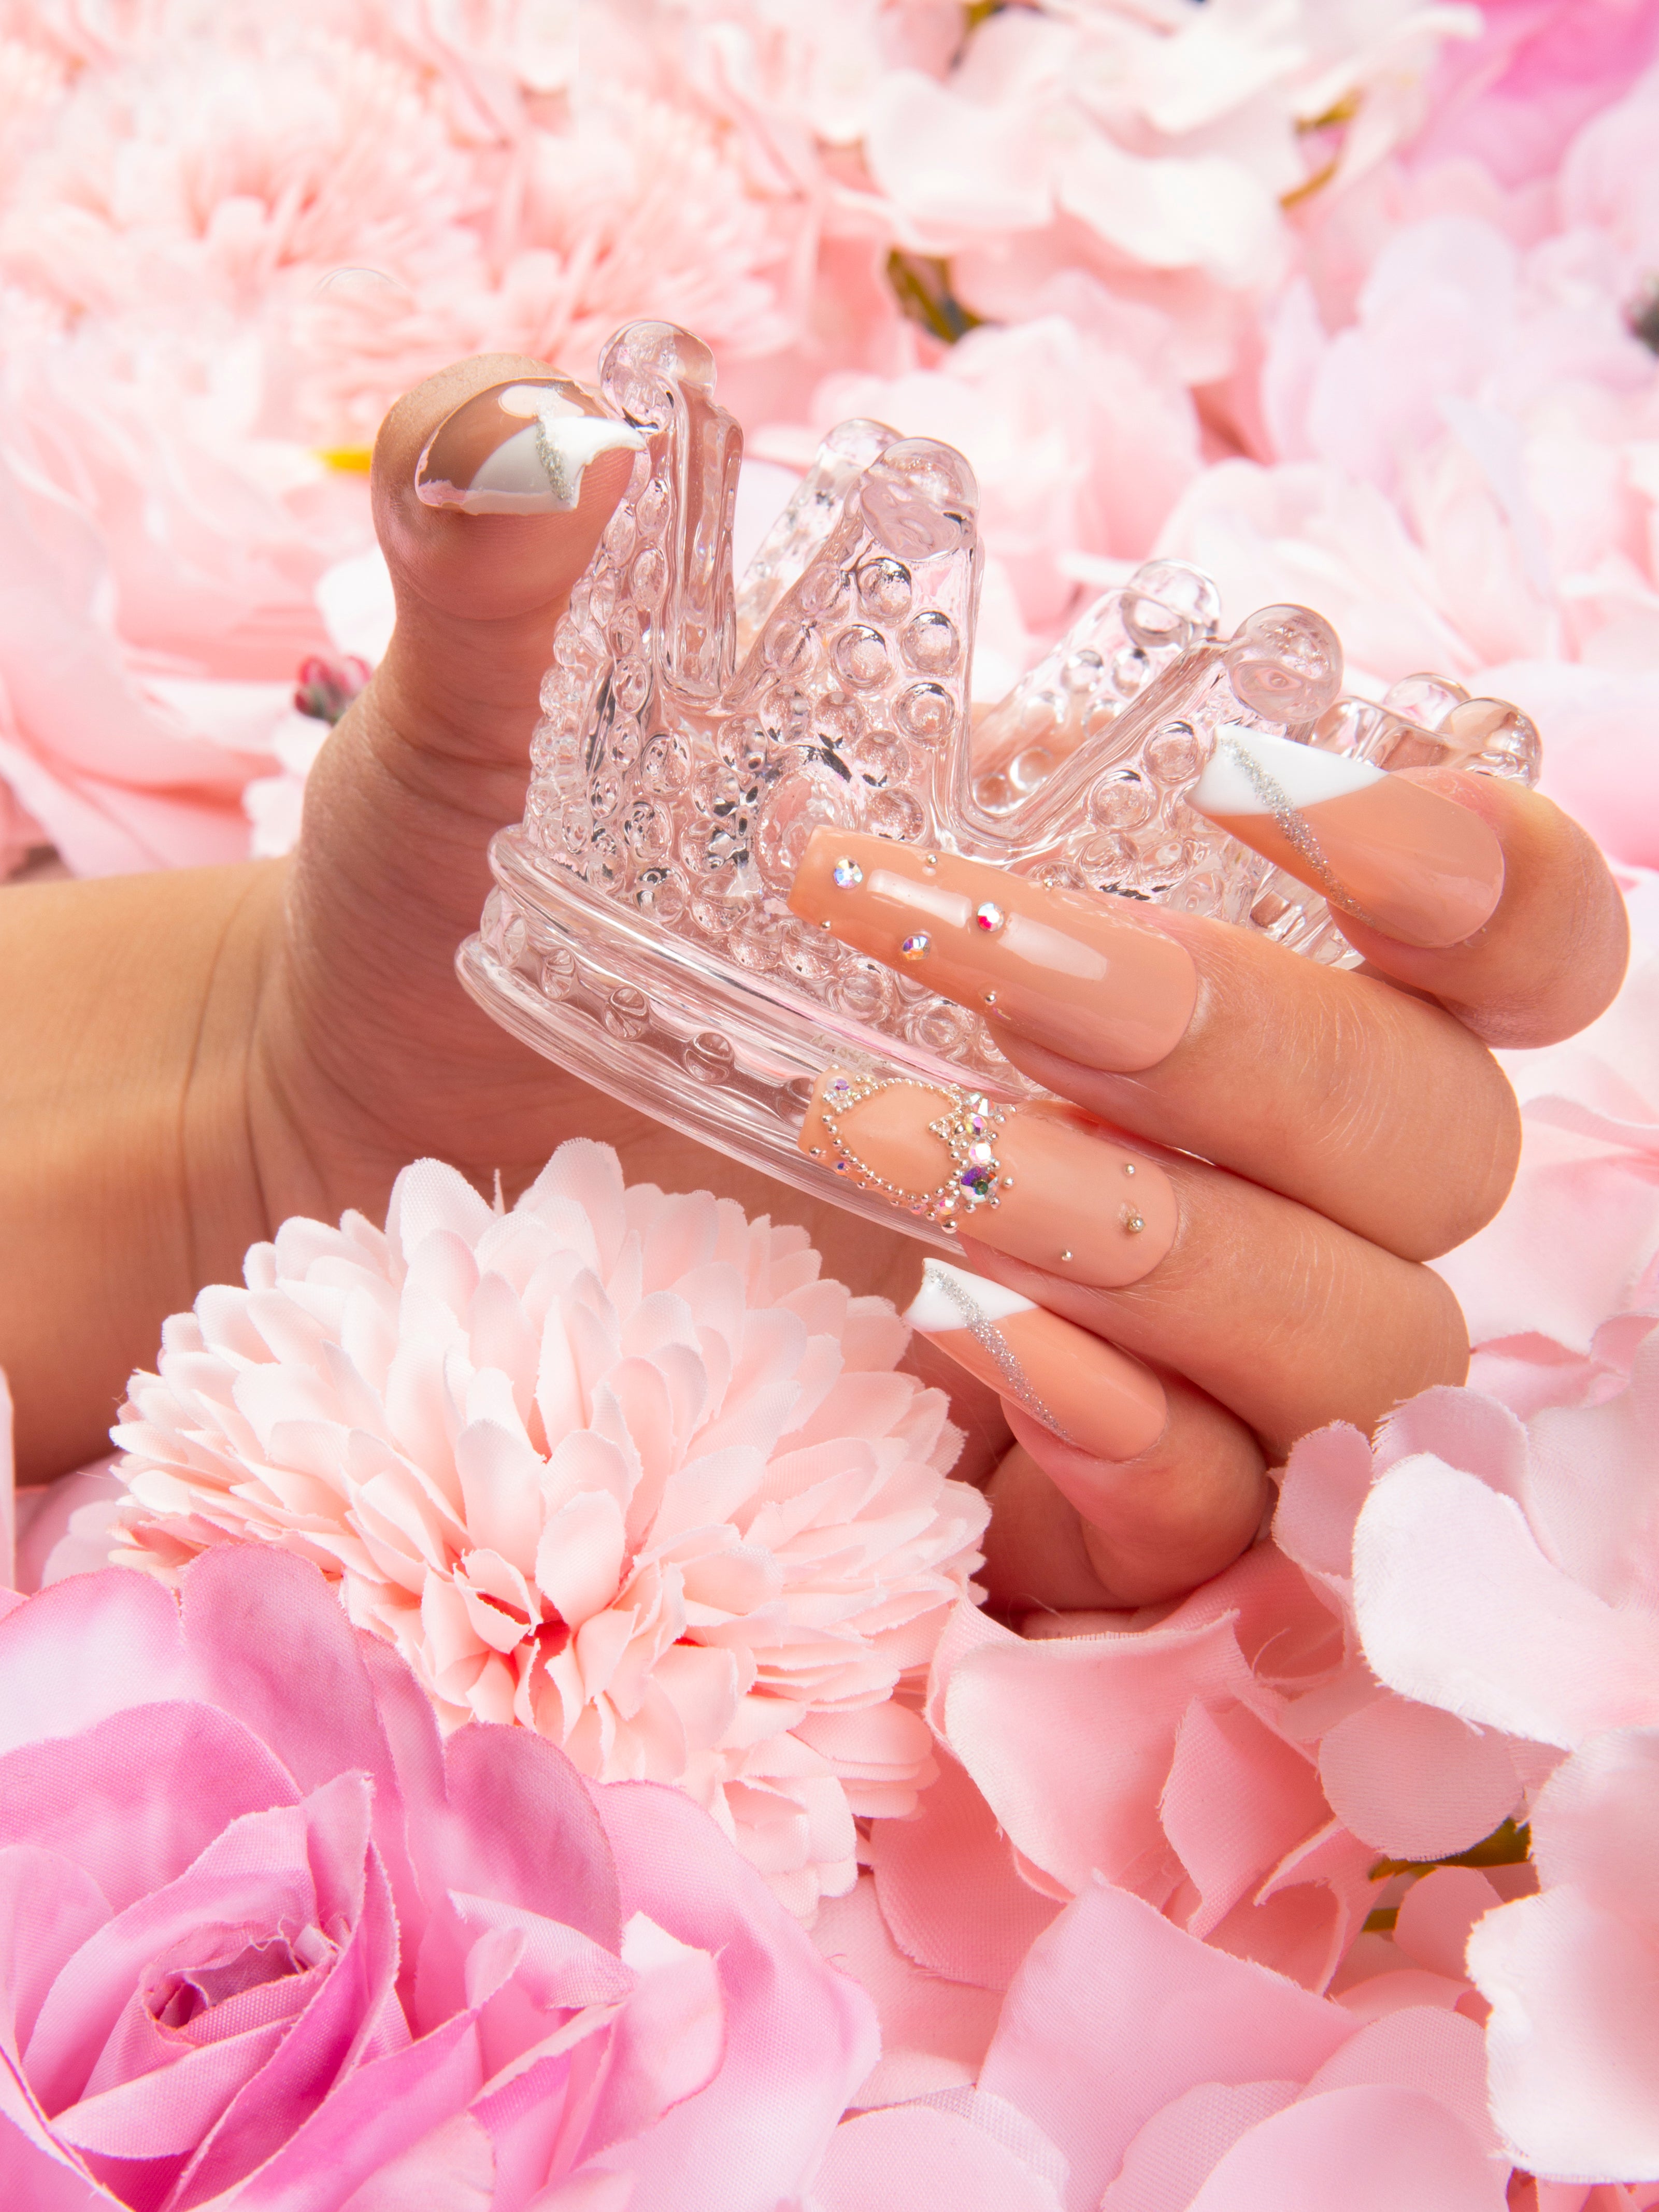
(1434, 949), (1659, 1409)
(110, 1146), (987, 1918)
(295, 82), (817, 446)
(0, 284), (381, 875)
(0, 5), (820, 868)
(1469, 1729), (1659, 2184)
(0, 1544), (875, 2210)
(1411, 0), (1659, 191)
(859, 1), (1478, 383)
(1345, 1357), (1659, 2181)
(1170, 37), (1659, 869)
(808, 1883), (1507, 2211)
(916, 1553), (1378, 1994)
(1354, 1350), (1659, 1759)
(760, 275), (1202, 645)
(891, 1394), (1553, 2005)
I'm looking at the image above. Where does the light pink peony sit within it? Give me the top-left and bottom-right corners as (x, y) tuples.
(879, 1402), (1546, 2006)
(1468, 1729), (1659, 2188)
(1318, 1345), (1659, 2183)
(0, 1543), (875, 2209)
(807, 1883), (1507, 2211)
(1159, 61), (1659, 866)
(1411, 0), (1659, 192)
(109, 1145), (988, 1918)
(757, 272), (1203, 644)
(1353, 1348), (1659, 1768)
(1434, 946), (1659, 1411)
(859, 1), (1479, 382)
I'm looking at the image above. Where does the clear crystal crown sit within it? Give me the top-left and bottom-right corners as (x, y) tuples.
(460, 321), (1540, 1238)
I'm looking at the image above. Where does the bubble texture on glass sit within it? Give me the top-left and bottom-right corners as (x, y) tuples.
(463, 320), (1542, 1232)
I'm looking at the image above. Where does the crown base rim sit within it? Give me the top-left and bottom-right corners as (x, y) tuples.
(460, 831), (1040, 1246)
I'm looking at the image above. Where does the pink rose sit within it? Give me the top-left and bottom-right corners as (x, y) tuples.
(0, 1544), (875, 2209)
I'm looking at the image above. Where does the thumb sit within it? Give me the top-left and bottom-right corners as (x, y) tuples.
(367, 352), (640, 778)
(278, 356), (638, 1135)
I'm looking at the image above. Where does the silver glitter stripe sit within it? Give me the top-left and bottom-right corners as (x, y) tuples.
(920, 1262), (1074, 1444)
(533, 411), (582, 508)
(1219, 734), (1385, 932)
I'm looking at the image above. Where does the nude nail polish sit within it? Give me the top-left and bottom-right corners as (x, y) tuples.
(906, 1259), (1167, 1461)
(415, 378), (645, 517)
(798, 1069), (1175, 1287)
(1188, 726), (1505, 949)
(789, 830), (1196, 1071)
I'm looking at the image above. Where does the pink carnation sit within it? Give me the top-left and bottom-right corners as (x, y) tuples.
(0, 1544), (875, 2209)
(109, 1145), (987, 1918)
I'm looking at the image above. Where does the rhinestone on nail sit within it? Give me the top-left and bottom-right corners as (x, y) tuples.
(812, 1073), (1011, 1225)
(1123, 1162), (1137, 1177)
(974, 901), (1005, 933)
(1121, 1206), (1145, 1234)
(900, 932), (930, 960)
(832, 857), (864, 889)
(1059, 1249), (1073, 1263)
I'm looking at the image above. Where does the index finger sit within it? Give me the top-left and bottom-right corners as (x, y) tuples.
(1320, 769), (1629, 1050)
(1181, 726), (1628, 1047)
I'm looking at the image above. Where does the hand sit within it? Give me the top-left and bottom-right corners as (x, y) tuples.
(0, 356), (922, 1477)
(0, 349), (1629, 1640)
(790, 751), (1629, 1612)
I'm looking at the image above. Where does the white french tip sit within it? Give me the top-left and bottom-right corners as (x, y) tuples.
(1190, 723), (1384, 820)
(904, 1260), (1035, 1335)
(442, 414), (646, 516)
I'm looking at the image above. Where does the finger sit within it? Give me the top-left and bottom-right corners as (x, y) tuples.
(791, 831), (1519, 1260)
(274, 358), (641, 1187)
(902, 1261), (1265, 1606)
(1183, 732), (1629, 1045)
(980, 1420), (1268, 1612)
(800, 1071), (1470, 1452)
(1337, 774), (1629, 1049)
(371, 356), (642, 773)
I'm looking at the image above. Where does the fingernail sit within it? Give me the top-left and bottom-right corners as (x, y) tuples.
(1189, 726), (1505, 949)
(906, 1259), (1166, 1460)
(799, 1071), (1175, 1287)
(789, 831), (1196, 1071)
(415, 378), (645, 516)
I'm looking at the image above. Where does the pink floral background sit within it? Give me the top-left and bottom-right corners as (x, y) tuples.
(4, 1), (1659, 2205)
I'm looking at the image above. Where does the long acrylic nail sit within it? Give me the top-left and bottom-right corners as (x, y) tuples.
(799, 1070), (1175, 1286)
(1188, 727), (1505, 949)
(789, 830), (1196, 1072)
(415, 378), (645, 516)
(906, 1260), (1166, 1460)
